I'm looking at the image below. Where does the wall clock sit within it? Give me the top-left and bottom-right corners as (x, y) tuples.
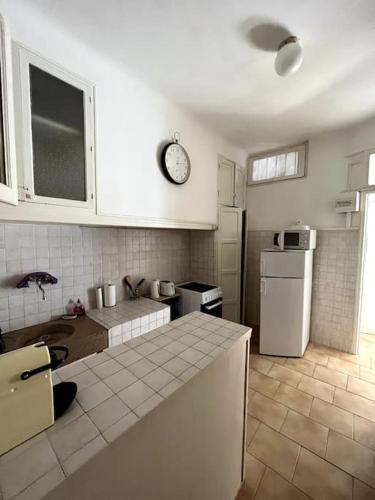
(160, 136), (191, 185)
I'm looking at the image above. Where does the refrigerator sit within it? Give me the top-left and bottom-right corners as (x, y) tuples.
(259, 249), (313, 357)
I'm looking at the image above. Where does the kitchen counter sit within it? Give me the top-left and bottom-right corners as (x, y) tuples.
(0, 312), (251, 500)
(87, 297), (170, 347)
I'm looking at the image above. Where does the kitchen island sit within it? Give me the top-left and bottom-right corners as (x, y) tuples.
(0, 312), (251, 500)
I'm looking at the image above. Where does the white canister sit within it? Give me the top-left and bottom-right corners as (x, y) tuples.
(104, 283), (116, 307)
(150, 280), (160, 299)
(95, 287), (103, 309)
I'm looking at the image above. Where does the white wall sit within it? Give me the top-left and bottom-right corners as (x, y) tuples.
(0, 0), (246, 228)
(246, 117), (375, 231)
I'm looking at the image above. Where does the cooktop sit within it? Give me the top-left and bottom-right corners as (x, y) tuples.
(177, 282), (217, 293)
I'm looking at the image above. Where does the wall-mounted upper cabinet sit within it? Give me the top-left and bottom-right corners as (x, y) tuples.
(13, 44), (96, 210)
(218, 156), (245, 209)
(0, 15), (17, 206)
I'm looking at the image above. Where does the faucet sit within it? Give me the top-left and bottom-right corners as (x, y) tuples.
(16, 272), (58, 301)
(124, 276), (145, 300)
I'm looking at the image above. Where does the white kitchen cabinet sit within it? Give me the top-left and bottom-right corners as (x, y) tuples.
(218, 157), (245, 208)
(13, 44), (96, 210)
(0, 16), (17, 206)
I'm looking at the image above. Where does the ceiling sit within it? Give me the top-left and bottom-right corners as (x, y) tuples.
(27, 0), (375, 150)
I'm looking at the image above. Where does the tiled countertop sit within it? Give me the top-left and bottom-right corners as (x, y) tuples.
(87, 297), (170, 347)
(0, 312), (251, 500)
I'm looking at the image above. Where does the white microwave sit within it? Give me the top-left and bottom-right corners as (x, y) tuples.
(273, 229), (316, 251)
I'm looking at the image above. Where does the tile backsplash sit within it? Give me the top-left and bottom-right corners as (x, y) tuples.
(0, 223), (190, 333)
(245, 229), (360, 353)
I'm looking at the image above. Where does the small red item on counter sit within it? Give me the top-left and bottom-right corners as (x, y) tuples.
(73, 299), (85, 316)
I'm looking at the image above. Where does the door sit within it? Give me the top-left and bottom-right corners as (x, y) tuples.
(260, 277), (304, 356)
(234, 164), (245, 209)
(217, 206), (242, 322)
(218, 157), (235, 206)
(360, 192), (375, 334)
(260, 250), (307, 278)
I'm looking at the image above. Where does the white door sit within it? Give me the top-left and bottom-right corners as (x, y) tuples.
(218, 157), (235, 206)
(217, 206), (242, 323)
(361, 193), (375, 334)
(234, 164), (245, 209)
(260, 277), (305, 356)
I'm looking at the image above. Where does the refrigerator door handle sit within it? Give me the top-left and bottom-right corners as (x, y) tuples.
(260, 278), (266, 296)
(260, 258), (265, 275)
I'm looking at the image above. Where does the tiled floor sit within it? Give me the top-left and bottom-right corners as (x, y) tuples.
(242, 333), (375, 500)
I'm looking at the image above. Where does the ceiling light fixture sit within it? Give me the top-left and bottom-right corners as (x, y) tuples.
(274, 36), (303, 77)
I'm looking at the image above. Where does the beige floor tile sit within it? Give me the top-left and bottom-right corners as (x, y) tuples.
(268, 364), (303, 388)
(340, 352), (372, 368)
(246, 416), (260, 447)
(249, 392), (288, 431)
(243, 453), (265, 499)
(354, 415), (375, 451)
(308, 343), (343, 359)
(274, 384), (313, 416)
(297, 375), (335, 403)
(293, 447), (352, 500)
(260, 355), (287, 365)
(310, 398), (353, 438)
(248, 423), (300, 481)
(254, 467), (310, 500)
(285, 357), (315, 376)
(359, 367), (375, 384)
(12, 465), (65, 500)
(326, 430), (375, 488)
(334, 388), (375, 422)
(249, 370), (280, 398)
(248, 387), (256, 404)
(62, 436), (106, 476)
(348, 377), (375, 402)
(313, 364), (348, 390)
(353, 479), (375, 500)
(328, 356), (360, 377)
(249, 355), (273, 375)
(304, 349), (329, 366)
(281, 409), (329, 457)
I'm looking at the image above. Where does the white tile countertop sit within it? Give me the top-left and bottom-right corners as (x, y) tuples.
(0, 312), (251, 500)
(87, 297), (170, 347)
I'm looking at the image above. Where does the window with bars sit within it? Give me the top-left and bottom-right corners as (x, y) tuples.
(247, 142), (307, 186)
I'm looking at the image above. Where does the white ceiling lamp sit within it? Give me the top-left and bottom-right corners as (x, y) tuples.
(274, 36), (303, 76)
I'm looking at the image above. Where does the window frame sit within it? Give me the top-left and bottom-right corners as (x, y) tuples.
(247, 142), (308, 186)
(0, 14), (17, 206)
(14, 44), (95, 209)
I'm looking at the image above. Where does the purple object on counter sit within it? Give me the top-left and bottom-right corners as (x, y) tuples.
(16, 272), (58, 288)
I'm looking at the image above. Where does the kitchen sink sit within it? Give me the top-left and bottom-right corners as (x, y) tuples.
(22, 324), (75, 347)
(2, 316), (108, 365)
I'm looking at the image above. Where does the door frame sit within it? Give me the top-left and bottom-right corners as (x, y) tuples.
(353, 188), (375, 354)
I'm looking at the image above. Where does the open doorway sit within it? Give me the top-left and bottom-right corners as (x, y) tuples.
(359, 192), (375, 356)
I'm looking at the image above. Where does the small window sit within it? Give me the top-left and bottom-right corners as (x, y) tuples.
(14, 45), (95, 209)
(248, 142), (307, 186)
(368, 153), (375, 186)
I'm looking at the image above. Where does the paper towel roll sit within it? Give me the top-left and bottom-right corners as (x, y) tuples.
(95, 287), (103, 309)
(104, 284), (116, 307)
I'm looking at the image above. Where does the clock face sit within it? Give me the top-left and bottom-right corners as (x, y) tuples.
(161, 142), (191, 184)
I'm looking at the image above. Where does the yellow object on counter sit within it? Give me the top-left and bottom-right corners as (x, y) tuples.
(0, 344), (54, 455)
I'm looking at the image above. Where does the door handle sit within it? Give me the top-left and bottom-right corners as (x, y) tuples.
(260, 278), (267, 296)
(205, 300), (223, 310)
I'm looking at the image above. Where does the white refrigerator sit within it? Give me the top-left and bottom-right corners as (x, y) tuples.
(259, 249), (313, 357)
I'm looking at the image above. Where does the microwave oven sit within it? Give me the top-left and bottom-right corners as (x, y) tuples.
(273, 229), (316, 251)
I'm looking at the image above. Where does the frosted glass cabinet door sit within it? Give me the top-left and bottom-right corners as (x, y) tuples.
(14, 44), (95, 209)
(30, 65), (86, 201)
